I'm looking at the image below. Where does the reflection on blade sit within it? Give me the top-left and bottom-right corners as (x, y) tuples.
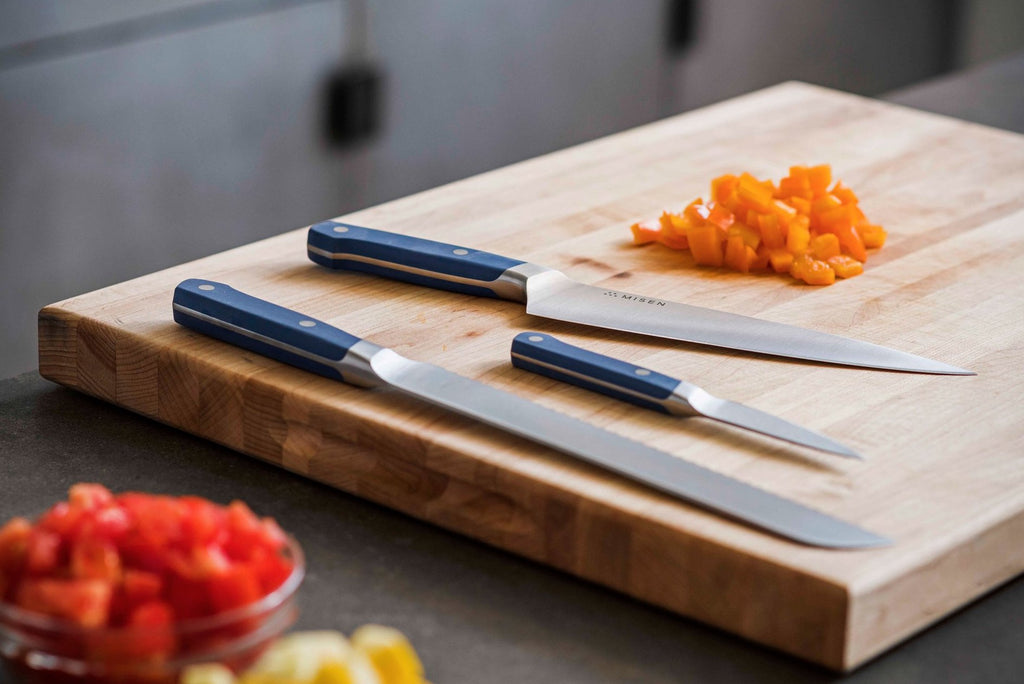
(524, 273), (972, 375)
(680, 388), (861, 459)
(369, 352), (889, 549)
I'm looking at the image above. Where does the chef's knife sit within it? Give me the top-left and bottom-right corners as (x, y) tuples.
(172, 278), (889, 549)
(511, 332), (860, 459)
(306, 221), (971, 375)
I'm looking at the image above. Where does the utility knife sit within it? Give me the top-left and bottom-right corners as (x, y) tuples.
(511, 332), (860, 459)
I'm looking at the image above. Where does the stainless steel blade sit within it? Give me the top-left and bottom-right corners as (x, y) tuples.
(363, 346), (889, 549)
(670, 383), (861, 459)
(522, 271), (972, 375)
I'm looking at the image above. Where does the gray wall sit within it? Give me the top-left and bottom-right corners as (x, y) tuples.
(0, 0), (996, 377)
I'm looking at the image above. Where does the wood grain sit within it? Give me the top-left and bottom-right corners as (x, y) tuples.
(38, 83), (1024, 670)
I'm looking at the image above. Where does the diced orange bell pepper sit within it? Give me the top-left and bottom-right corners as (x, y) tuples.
(787, 196), (811, 215)
(757, 213), (785, 249)
(684, 198), (709, 225)
(630, 220), (661, 246)
(728, 223), (761, 250)
(711, 174), (738, 204)
(770, 199), (798, 226)
(790, 254), (835, 285)
(751, 245), (770, 271)
(724, 235), (753, 273)
(786, 215), (811, 254)
(810, 233), (841, 261)
(627, 166), (884, 286)
(811, 194), (843, 215)
(658, 212), (690, 249)
(817, 205), (854, 233)
(737, 173), (775, 214)
(767, 249), (794, 273)
(832, 224), (867, 262)
(859, 224), (887, 249)
(831, 181), (859, 205)
(827, 255), (864, 278)
(706, 204), (735, 231)
(687, 224), (724, 266)
(807, 165), (832, 195)
(788, 165), (809, 184)
(658, 231), (689, 250)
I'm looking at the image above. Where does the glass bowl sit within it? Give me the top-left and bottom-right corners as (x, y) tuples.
(0, 537), (304, 684)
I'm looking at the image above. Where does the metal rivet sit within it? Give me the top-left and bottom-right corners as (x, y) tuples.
(528, 335), (544, 342)
(452, 248), (469, 255)
(332, 225), (349, 233)
(198, 284), (215, 291)
(634, 368), (651, 376)
(299, 320), (316, 328)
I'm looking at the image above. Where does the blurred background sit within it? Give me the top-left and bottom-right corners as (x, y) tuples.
(1, 0), (1023, 378)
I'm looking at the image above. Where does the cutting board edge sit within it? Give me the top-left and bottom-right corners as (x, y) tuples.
(843, 503), (1024, 669)
(39, 303), (862, 669)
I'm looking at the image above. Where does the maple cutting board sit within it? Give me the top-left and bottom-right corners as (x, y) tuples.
(38, 83), (1024, 670)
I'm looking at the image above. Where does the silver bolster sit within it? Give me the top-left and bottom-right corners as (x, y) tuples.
(667, 381), (717, 417)
(495, 262), (552, 302)
(338, 340), (390, 388)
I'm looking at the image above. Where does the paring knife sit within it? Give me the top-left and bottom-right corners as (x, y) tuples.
(306, 221), (971, 375)
(172, 279), (889, 549)
(511, 332), (860, 459)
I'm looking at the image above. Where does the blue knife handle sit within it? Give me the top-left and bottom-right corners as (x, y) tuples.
(172, 279), (361, 382)
(307, 221), (526, 299)
(510, 333), (681, 414)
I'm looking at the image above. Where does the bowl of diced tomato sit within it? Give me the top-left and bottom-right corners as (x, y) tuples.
(0, 484), (304, 684)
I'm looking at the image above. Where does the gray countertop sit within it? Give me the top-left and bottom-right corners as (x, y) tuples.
(3, 52), (1023, 683)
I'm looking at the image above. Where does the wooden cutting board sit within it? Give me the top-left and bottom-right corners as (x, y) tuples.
(38, 82), (1024, 671)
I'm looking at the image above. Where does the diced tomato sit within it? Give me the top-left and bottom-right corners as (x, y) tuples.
(69, 484), (114, 511)
(16, 578), (113, 628)
(126, 601), (177, 657)
(25, 529), (62, 575)
(180, 497), (228, 549)
(1, 484), (295, 664)
(223, 501), (265, 560)
(79, 505), (131, 543)
(165, 573), (210, 620)
(38, 502), (85, 538)
(71, 538), (121, 582)
(254, 551), (294, 594)
(122, 570), (163, 605)
(208, 565), (264, 613)
(0, 517), (31, 574)
(119, 493), (183, 548)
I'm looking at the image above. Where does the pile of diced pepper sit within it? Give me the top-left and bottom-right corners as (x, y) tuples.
(630, 165), (887, 285)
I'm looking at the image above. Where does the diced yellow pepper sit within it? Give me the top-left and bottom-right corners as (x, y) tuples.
(351, 625), (426, 684)
(181, 664), (237, 684)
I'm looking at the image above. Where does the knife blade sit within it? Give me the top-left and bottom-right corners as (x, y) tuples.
(306, 221), (972, 375)
(510, 332), (860, 459)
(172, 278), (889, 549)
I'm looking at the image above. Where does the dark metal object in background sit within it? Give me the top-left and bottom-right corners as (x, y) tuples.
(324, 62), (383, 147)
(665, 0), (697, 54)
(323, 0), (383, 147)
